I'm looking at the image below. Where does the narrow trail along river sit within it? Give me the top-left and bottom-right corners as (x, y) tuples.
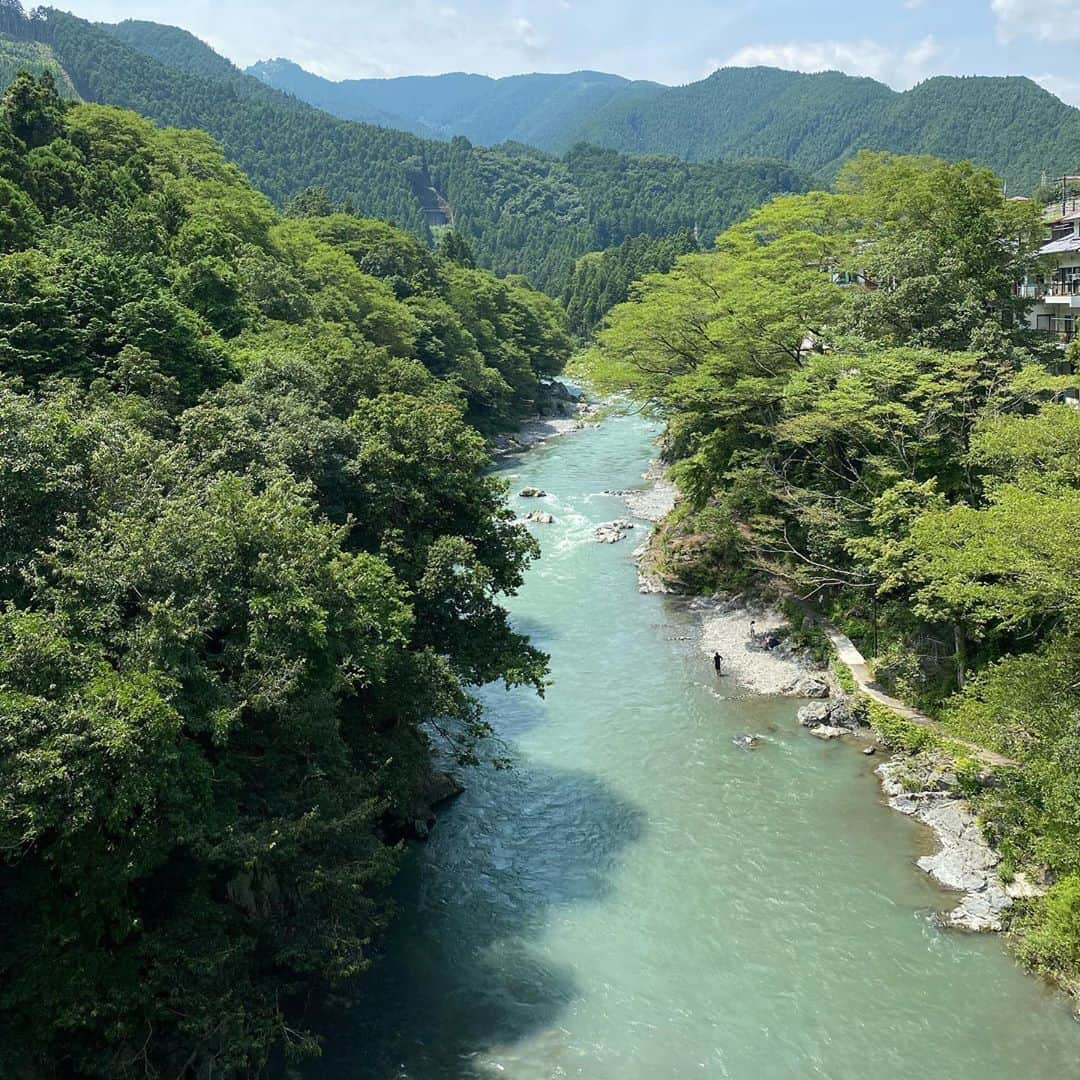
(324, 410), (1080, 1079)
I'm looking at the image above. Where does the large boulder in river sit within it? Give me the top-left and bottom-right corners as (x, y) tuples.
(786, 674), (830, 699)
(400, 770), (465, 841)
(810, 724), (849, 740)
(519, 487), (547, 498)
(798, 696), (861, 730)
(595, 520), (635, 544)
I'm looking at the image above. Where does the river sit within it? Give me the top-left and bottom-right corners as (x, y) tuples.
(320, 409), (1080, 1079)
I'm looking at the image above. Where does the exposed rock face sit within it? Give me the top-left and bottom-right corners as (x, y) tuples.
(797, 696), (862, 730)
(595, 520), (635, 544)
(406, 770), (465, 841)
(620, 461), (679, 524)
(784, 673), (831, 699)
(877, 756), (1042, 932)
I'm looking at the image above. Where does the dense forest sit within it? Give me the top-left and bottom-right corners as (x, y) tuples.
(571, 67), (1080, 191)
(561, 229), (699, 338)
(0, 71), (574, 1074)
(253, 56), (1080, 193)
(583, 151), (1080, 993)
(430, 139), (804, 290)
(0, 8), (805, 295)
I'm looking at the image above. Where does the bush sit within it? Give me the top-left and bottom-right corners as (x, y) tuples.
(1014, 875), (1080, 988)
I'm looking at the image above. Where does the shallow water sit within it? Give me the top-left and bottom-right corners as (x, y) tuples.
(321, 411), (1080, 1079)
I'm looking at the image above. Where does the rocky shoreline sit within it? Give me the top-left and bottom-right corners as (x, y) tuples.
(877, 756), (1042, 931)
(617, 457), (1037, 937)
(490, 379), (600, 457)
(500, 401), (1037, 942)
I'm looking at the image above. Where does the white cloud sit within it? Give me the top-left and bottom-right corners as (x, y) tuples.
(1035, 73), (1080, 105)
(721, 36), (942, 89)
(991, 0), (1080, 43)
(509, 16), (548, 56)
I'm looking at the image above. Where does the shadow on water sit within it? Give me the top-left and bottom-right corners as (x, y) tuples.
(312, 757), (646, 1079)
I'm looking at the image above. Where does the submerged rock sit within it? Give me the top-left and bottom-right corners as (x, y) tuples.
(810, 724), (848, 740)
(733, 734), (759, 749)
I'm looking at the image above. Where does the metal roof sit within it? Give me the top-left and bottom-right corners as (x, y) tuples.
(1040, 235), (1080, 255)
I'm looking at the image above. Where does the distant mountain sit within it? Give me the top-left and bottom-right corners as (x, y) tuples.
(571, 66), (1080, 190)
(253, 57), (1080, 191)
(4, 8), (803, 293)
(246, 61), (665, 150)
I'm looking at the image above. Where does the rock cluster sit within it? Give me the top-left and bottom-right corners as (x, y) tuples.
(519, 511), (555, 525)
(595, 520), (635, 544)
(877, 756), (1043, 932)
(785, 674), (831, 699)
(797, 695), (865, 739)
(518, 487), (547, 498)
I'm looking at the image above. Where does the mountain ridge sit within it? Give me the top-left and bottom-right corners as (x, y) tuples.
(252, 58), (1080, 190)
(245, 59), (665, 149)
(4, 8), (805, 294)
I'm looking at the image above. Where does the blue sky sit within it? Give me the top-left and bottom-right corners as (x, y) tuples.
(68, 0), (1080, 103)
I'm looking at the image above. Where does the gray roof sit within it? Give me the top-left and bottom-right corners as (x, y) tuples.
(1040, 235), (1080, 254)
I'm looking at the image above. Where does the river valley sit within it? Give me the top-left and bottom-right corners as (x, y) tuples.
(322, 409), (1080, 1079)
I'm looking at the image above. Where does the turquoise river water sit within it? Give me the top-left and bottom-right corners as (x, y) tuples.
(322, 409), (1080, 1079)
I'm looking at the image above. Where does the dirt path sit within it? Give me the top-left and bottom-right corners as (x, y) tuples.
(819, 621), (1017, 768)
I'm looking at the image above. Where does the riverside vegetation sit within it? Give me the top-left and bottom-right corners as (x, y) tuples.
(3, 0), (1080, 1071)
(0, 72), (574, 1074)
(582, 150), (1080, 998)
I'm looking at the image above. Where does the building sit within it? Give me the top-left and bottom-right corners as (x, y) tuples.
(1019, 178), (1080, 344)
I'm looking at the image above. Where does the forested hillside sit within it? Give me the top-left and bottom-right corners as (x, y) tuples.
(244, 53), (1080, 192)
(248, 59), (664, 149)
(571, 67), (1080, 190)
(562, 229), (699, 337)
(0, 70), (574, 1074)
(431, 139), (805, 288)
(583, 152), (1080, 993)
(0, 7), (803, 294)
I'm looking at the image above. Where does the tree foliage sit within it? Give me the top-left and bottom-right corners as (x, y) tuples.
(584, 151), (1080, 988)
(0, 76), (566, 1075)
(0, 8), (807, 295)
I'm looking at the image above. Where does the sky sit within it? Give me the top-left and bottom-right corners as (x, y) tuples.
(61, 0), (1080, 104)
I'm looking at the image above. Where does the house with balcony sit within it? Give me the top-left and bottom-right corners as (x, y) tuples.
(1019, 181), (1080, 343)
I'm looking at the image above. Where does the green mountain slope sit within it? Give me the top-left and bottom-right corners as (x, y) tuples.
(571, 66), (1080, 190)
(241, 55), (1080, 191)
(246, 60), (665, 150)
(101, 18), (243, 82)
(9, 8), (804, 292)
(245, 59), (438, 137)
(0, 32), (76, 97)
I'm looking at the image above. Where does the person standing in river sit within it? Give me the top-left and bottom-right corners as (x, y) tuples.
(713, 652), (724, 675)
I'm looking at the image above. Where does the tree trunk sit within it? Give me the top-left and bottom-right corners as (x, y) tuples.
(954, 623), (967, 690)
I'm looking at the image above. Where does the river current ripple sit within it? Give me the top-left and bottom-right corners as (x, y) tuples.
(319, 411), (1080, 1080)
